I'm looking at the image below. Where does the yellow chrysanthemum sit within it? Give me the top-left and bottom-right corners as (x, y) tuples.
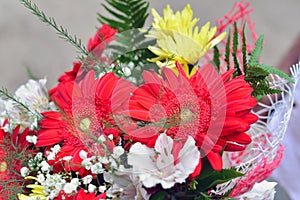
(18, 176), (47, 200)
(148, 4), (226, 76)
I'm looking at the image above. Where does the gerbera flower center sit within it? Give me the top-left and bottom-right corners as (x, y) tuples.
(0, 161), (7, 172)
(180, 108), (195, 124)
(80, 118), (91, 131)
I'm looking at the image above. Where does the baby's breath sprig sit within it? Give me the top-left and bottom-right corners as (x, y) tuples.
(19, 0), (88, 57)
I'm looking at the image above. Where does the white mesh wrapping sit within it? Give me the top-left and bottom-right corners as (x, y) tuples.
(212, 63), (300, 197)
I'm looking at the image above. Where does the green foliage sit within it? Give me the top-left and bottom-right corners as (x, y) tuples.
(242, 24), (247, 74)
(257, 64), (294, 83)
(245, 66), (284, 100)
(196, 167), (243, 192)
(98, 0), (149, 31)
(245, 34), (294, 99)
(248, 35), (264, 67)
(212, 46), (221, 73)
(225, 29), (231, 71)
(19, 0), (88, 57)
(169, 159), (242, 199)
(149, 191), (167, 200)
(98, 0), (156, 83)
(232, 22), (242, 77)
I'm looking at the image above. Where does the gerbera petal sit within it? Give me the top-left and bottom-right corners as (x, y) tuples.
(97, 72), (119, 99)
(207, 151), (222, 171)
(222, 132), (252, 145)
(224, 142), (247, 151)
(36, 129), (62, 147)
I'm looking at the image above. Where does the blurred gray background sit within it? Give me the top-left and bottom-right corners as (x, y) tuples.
(1, 0), (300, 92)
(0, 0), (299, 198)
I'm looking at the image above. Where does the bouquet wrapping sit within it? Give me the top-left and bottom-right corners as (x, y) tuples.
(0, 1), (299, 199)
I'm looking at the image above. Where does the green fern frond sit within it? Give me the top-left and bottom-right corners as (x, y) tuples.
(249, 35), (264, 66)
(225, 29), (231, 71)
(257, 64), (294, 83)
(212, 46), (220, 73)
(244, 34), (294, 99)
(242, 23), (247, 73)
(19, 0), (88, 56)
(98, 0), (149, 31)
(244, 66), (282, 99)
(97, 0), (155, 83)
(232, 22), (242, 77)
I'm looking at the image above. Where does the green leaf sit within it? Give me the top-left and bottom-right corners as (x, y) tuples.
(98, 0), (151, 82)
(149, 191), (167, 200)
(249, 35), (264, 66)
(213, 46), (220, 72)
(257, 64), (294, 83)
(242, 23), (247, 73)
(106, 0), (130, 15)
(197, 168), (243, 191)
(244, 34), (294, 98)
(225, 29), (231, 71)
(232, 22), (242, 77)
(101, 3), (128, 23)
(98, 15), (128, 31)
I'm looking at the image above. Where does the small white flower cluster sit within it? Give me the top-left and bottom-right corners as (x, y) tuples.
(25, 135), (38, 144)
(20, 150), (109, 200)
(27, 152), (50, 172)
(79, 150), (106, 174)
(80, 134), (126, 173)
(0, 78), (55, 131)
(45, 144), (61, 161)
(40, 173), (66, 199)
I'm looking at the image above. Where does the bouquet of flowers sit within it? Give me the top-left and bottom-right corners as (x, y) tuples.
(0, 0), (299, 199)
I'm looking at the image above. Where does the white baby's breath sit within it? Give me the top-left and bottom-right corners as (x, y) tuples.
(91, 162), (104, 174)
(113, 146), (125, 157)
(108, 134), (114, 140)
(99, 185), (107, 193)
(26, 135), (38, 144)
(98, 135), (106, 142)
(63, 156), (73, 162)
(41, 160), (51, 172)
(20, 167), (29, 177)
(82, 175), (93, 185)
(64, 183), (76, 194)
(88, 184), (96, 193)
(79, 150), (88, 159)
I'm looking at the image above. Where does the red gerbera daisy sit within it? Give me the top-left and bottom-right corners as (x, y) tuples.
(37, 71), (124, 173)
(125, 62), (258, 171)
